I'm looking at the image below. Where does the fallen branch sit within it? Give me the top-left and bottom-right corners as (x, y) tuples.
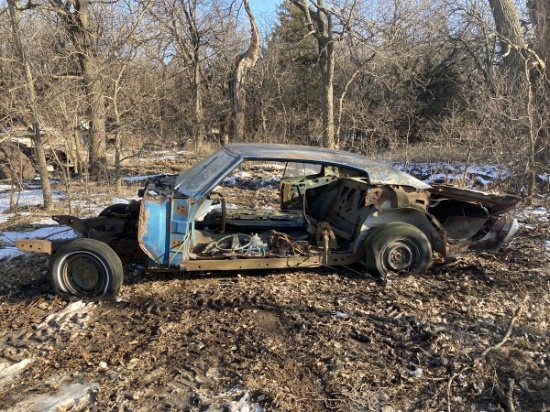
(481, 294), (529, 358)
(494, 378), (516, 412)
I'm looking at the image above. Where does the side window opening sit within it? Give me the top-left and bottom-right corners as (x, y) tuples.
(282, 162), (323, 179)
(212, 160), (285, 210)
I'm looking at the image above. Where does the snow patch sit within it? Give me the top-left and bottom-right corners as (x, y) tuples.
(0, 246), (27, 261)
(0, 225), (79, 260)
(0, 226), (79, 246)
(0, 189), (66, 209)
(0, 358), (35, 386)
(0, 302), (97, 409)
(331, 311), (349, 319)
(223, 170), (281, 189)
(110, 197), (132, 204)
(36, 300), (93, 332)
(138, 150), (191, 162)
(224, 170), (253, 186)
(395, 162), (511, 188)
(529, 207), (549, 216)
(517, 206), (550, 223)
(0, 189), (66, 224)
(7, 382), (99, 412)
(213, 389), (264, 412)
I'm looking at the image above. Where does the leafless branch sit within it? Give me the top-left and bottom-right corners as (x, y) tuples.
(481, 294), (529, 357)
(494, 378), (517, 412)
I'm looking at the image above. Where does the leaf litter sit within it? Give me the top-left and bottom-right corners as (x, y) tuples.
(0, 159), (549, 411)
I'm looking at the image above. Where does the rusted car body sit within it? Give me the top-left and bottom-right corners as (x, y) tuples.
(16, 143), (519, 298)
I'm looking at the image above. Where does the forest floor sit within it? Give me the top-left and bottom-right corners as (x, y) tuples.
(0, 150), (549, 412)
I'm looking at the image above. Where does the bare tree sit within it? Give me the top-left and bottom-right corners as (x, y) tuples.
(16, 0), (109, 178)
(289, 0), (336, 148)
(6, 0), (53, 210)
(150, 0), (208, 150)
(60, 0), (107, 178)
(528, 0), (550, 76)
(487, 0), (527, 79)
(229, 0), (260, 142)
(527, 0), (550, 168)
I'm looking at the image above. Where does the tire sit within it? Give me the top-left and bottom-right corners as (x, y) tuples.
(365, 222), (432, 277)
(98, 203), (129, 217)
(51, 238), (123, 298)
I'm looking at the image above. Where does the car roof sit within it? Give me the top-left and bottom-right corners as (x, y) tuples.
(223, 143), (430, 190)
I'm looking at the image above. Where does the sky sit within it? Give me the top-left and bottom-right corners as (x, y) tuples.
(249, 0), (283, 31)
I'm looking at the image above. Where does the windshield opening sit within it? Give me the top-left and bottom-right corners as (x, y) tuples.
(174, 149), (238, 197)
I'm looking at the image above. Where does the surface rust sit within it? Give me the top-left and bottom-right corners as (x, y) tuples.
(184, 250), (360, 272)
(14, 238), (71, 255)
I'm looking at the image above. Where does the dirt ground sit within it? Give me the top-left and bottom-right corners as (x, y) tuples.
(0, 158), (549, 412)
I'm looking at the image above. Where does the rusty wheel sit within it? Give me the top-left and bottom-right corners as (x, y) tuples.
(51, 238), (123, 298)
(365, 222), (432, 277)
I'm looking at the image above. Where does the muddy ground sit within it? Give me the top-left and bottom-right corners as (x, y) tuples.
(0, 159), (549, 411)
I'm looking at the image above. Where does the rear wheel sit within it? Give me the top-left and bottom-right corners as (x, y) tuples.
(51, 238), (123, 298)
(365, 222), (432, 277)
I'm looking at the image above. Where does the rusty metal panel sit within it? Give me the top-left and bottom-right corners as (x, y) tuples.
(442, 216), (488, 240)
(109, 239), (144, 264)
(174, 150), (240, 197)
(446, 216), (519, 254)
(185, 256), (322, 271)
(365, 186), (430, 211)
(183, 250), (361, 272)
(51, 215), (100, 234)
(15, 239), (54, 254)
(429, 184), (520, 213)
(14, 238), (72, 255)
(137, 187), (172, 267)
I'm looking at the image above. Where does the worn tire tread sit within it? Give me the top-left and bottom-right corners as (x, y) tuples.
(51, 238), (123, 298)
(365, 222), (432, 277)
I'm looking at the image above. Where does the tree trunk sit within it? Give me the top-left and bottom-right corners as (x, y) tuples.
(193, 53), (205, 151)
(30, 125), (54, 210)
(527, 0), (550, 192)
(290, 0), (336, 148)
(229, 0), (260, 142)
(319, 35), (335, 149)
(7, 0), (53, 211)
(182, 0), (205, 151)
(488, 0), (526, 80)
(66, 0), (107, 178)
(112, 65), (126, 194)
(86, 63), (107, 178)
(528, 0), (550, 68)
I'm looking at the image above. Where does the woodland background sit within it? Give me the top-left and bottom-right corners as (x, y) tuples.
(1, 0), (550, 208)
(1, 4), (550, 410)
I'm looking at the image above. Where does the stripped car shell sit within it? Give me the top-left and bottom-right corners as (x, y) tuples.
(16, 143), (520, 298)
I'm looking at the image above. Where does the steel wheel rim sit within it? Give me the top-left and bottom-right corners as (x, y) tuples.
(60, 251), (108, 295)
(381, 239), (418, 272)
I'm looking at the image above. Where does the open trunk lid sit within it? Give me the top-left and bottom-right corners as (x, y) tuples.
(429, 184), (520, 214)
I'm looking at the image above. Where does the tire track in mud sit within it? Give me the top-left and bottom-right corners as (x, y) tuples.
(0, 300), (98, 411)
